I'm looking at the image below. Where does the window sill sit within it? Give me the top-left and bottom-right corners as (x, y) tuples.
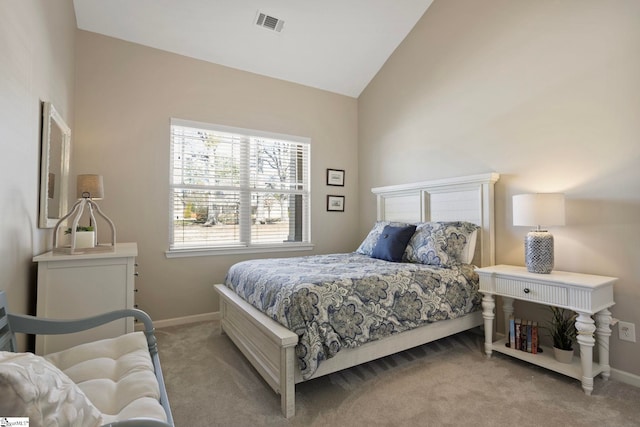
(165, 243), (315, 258)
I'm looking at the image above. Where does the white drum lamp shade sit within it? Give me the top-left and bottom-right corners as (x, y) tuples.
(513, 193), (565, 274)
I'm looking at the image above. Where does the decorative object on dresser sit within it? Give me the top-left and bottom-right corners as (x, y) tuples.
(32, 242), (138, 355)
(64, 225), (95, 249)
(512, 193), (565, 274)
(52, 174), (116, 254)
(477, 264), (616, 396)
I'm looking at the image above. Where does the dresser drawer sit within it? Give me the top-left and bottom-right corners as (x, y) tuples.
(494, 276), (568, 306)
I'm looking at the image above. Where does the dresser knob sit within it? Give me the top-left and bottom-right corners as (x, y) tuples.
(523, 288), (530, 294)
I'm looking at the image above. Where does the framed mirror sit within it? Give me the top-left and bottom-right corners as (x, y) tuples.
(39, 102), (71, 228)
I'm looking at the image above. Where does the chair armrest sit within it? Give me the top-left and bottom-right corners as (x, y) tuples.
(8, 309), (160, 357)
(8, 308), (154, 336)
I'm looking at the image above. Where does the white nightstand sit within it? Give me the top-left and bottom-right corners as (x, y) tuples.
(476, 264), (616, 395)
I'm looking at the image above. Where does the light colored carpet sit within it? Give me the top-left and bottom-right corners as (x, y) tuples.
(155, 321), (640, 426)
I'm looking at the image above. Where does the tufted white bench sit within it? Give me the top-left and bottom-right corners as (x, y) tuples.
(0, 291), (173, 427)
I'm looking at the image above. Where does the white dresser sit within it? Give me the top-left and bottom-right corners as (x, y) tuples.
(476, 264), (616, 395)
(33, 242), (138, 355)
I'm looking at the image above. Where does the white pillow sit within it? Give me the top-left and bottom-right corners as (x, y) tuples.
(0, 351), (102, 427)
(461, 228), (478, 264)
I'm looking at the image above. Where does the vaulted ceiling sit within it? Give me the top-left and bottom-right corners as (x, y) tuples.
(73, 0), (434, 97)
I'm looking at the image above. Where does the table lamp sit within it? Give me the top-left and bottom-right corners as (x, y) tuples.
(513, 193), (565, 274)
(53, 174), (116, 253)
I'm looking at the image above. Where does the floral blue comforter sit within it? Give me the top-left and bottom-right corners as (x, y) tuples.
(224, 252), (480, 379)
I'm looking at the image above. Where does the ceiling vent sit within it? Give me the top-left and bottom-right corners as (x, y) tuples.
(255, 12), (284, 32)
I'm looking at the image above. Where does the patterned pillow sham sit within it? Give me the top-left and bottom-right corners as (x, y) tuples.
(404, 221), (479, 267)
(356, 221), (411, 256)
(0, 351), (103, 427)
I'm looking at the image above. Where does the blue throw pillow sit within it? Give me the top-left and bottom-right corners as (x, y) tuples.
(371, 225), (417, 262)
(356, 221), (410, 256)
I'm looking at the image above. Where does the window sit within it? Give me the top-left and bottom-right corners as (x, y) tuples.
(168, 119), (311, 256)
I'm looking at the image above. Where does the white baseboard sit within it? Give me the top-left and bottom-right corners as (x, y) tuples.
(136, 311), (219, 331)
(610, 367), (640, 388)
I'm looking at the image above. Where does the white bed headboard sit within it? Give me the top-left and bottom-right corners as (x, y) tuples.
(371, 173), (500, 267)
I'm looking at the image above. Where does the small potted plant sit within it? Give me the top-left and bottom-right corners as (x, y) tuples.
(65, 225), (95, 248)
(545, 306), (577, 363)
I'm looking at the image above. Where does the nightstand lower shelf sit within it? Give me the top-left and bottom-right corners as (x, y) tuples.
(490, 337), (605, 381)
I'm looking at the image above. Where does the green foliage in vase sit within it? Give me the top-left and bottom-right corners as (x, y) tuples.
(545, 306), (577, 351)
(64, 226), (94, 234)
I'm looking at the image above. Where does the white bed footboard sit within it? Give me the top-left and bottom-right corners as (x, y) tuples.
(215, 284), (298, 417)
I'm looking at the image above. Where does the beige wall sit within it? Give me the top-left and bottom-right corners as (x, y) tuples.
(73, 31), (359, 322)
(0, 0), (76, 348)
(358, 0), (640, 376)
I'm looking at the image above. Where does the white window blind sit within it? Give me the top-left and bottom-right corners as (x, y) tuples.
(169, 119), (311, 253)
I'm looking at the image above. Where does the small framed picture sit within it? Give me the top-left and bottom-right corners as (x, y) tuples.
(327, 195), (345, 212)
(326, 169), (345, 186)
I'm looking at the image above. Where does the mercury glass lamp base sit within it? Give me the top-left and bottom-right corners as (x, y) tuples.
(525, 230), (554, 274)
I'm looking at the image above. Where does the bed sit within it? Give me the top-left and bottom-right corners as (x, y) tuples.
(214, 172), (499, 418)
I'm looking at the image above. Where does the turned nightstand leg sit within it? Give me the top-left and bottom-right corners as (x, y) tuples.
(576, 311), (597, 395)
(481, 293), (495, 357)
(595, 308), (612, 381)
(502, 297), (514, 339)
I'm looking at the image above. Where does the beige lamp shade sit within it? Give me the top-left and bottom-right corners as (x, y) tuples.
(513, 193), (565, 228)
(76, 174), (104, 199)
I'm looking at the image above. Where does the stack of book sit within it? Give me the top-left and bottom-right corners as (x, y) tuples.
(508, 316), (539, 354)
